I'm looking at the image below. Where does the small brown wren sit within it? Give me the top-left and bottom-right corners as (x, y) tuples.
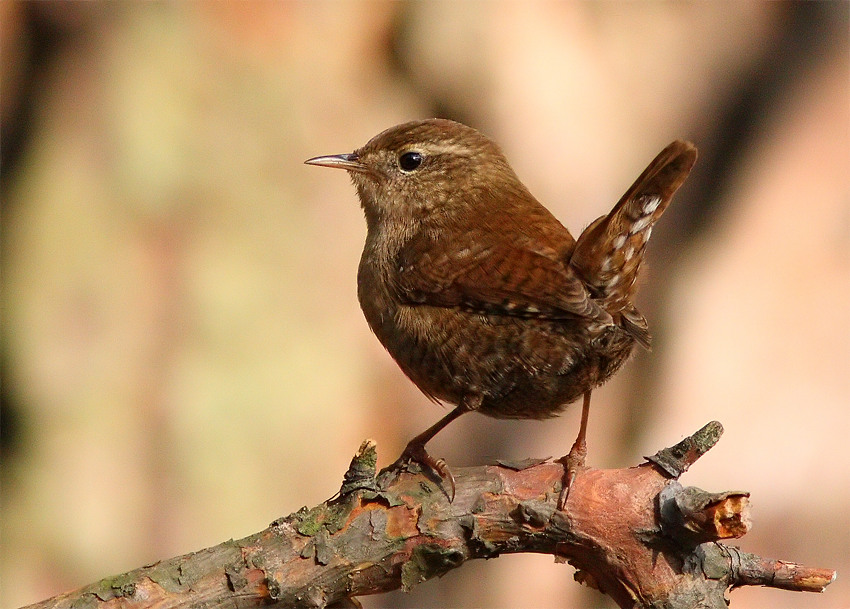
(306, 119), (696, 503)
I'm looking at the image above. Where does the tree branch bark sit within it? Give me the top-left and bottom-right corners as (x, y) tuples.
(24, 421), (836, 609)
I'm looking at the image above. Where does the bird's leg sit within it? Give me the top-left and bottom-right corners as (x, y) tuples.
(394, 396), (479, 502)
(557, 390), (592, 509)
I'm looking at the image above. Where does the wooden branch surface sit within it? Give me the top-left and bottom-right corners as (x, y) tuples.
(24, 422), (836, 609)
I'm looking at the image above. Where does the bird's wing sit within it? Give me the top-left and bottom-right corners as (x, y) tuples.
(393, 232), (613, 325)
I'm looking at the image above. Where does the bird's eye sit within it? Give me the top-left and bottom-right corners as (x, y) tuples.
(398, 151), (423, 172)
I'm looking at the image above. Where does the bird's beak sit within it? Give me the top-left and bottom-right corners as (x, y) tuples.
(304, 153), (368, 173)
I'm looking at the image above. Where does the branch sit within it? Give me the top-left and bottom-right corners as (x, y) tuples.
(24, 421), (835, 609)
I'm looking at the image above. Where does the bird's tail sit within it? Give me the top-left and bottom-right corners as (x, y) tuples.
(570, 140), (697, 348)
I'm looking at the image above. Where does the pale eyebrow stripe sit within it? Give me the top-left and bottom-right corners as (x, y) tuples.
(416, 143), (477, 157)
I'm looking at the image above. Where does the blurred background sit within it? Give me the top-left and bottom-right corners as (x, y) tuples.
(2, 2), (848, 608)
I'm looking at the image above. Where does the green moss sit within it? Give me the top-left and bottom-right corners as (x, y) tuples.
(401, 544), (465, 591)
(296, 508), (326, 536)
(90, 572), (138, 601)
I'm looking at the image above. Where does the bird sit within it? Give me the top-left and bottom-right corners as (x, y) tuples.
(305, 119), (697, 505)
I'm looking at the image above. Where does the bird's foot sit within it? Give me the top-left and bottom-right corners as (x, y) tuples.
(392, 441), (456, 502)
(556, 438), (587, 510)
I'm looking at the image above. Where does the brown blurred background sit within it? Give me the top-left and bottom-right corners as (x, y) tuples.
(2, 2), (848, 608)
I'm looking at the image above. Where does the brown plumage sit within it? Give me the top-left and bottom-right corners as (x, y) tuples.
(306, 119), (696, 502)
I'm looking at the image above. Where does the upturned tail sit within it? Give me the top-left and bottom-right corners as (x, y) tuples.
(570, 140), (697, 348)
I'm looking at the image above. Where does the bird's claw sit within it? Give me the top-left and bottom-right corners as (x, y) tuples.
(556, 441), (587, 510)
(394, 442), (456, 502)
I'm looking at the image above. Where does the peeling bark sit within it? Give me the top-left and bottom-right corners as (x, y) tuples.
(24, 422), (836, 609)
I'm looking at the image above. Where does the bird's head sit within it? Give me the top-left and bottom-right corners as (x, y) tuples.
(306, 119), (522, 229)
